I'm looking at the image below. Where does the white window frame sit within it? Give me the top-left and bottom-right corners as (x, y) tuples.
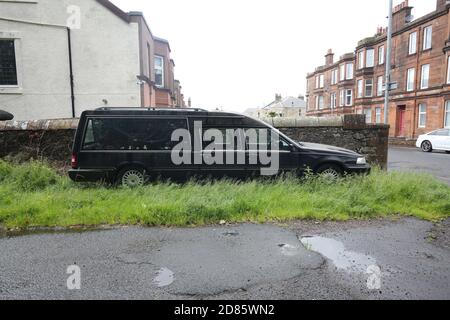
(445, 101), (450, 128)
(418, 103), (426, 128)
(0, 32), (23, 94)
(375, 107), (382, 124)
(339, 64), (345, 81)
(154, 55), (165, 88)
(377, 76), (383, 96)
(423, 26), (432, 51)
(420, 64), (430, 89)
(366, 49), (375, 68)
(315, 96), (319, 110)
(447, 56), (450, 84)
(378, 46), (385, 65)
(345, 89), (353, 106)
(409, 32), (417, 54)
(319, 74), (324, 88)
(365, 79), (373, 97)
(331, 69), (338, 85)
(318, 95), (324, 109)
(330, 92), (336, 109)
(345, 63), (353, 80)
(364, 108), (372, 123)
(407, 68), (415, 92)
(358, 51), (364, 69)
(339, 90), (345, 107)
(357, 80), (363, 98)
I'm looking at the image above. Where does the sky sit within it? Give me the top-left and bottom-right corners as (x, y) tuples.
(112, 0), (436, 112)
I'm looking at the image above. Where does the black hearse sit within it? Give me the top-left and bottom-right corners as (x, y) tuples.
(69, 108), (370, 187)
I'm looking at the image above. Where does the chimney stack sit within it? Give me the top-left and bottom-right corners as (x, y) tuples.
(325, 49), (334, 66)
(436, 0), (449, 11)
(392, 0), (413, 33)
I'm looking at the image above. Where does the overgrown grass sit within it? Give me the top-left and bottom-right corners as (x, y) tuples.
(0, 160), (449, 229)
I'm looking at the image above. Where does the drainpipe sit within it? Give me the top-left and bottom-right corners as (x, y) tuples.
(384, 0), (393, 125)
(67, 27), (76, 118)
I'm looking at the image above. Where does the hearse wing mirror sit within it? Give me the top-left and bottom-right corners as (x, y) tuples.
(0, 110), (14, 121)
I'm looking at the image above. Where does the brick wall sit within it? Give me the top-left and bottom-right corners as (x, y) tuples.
(0, 115), (390, 168)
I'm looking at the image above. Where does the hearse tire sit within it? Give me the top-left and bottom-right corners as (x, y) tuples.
(117, 167), (146, 188)
(316, 163), (343, 180)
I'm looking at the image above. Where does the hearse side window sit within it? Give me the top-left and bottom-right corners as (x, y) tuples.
(201, 127), (244, 150)
(82, 118), (188, 151)
(246, 129), (292, 152)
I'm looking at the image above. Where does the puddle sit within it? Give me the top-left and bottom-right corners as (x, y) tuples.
(300, 236), (376, 273)
(154, 267), (175, 287)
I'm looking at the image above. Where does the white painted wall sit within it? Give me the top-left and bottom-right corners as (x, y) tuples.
(0, 0), (141, 120)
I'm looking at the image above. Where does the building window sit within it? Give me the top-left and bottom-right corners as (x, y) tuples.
(339, 90), (345, 107)
(407, 68), (415, 92)
(418, 104), (426, 128)
(366, 49), (375, 68)
(155, 55), (164, 87)
(447, 56), (450, 84)
(363, 108), (372, 123)
(377, 76), (383, 96)
(319, 74), (324, 88)
(423, 26), (432, 51)
(445, 101), (450, 128)
(358, 51), (364, 69)
(357, 80), (363, 98)
(315, 76), (319, 89)
(0, 40), (18, 86)
(409, 32), (417, 54)
(331, 69), (338, 85)
(345, 89), (353, 106)
(378, 46), (385, 65)
(375, 107), (382, 124)
(420, 64), (430, 89)
(365, 79), (373, 97)
(318, 95), (324, 109)
(339, 64), (345, 81)
(345, 63), (353, 80)
(330, 93), (336, 109)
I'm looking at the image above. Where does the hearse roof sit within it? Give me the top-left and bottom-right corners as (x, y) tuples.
(83, 108), (244, 118)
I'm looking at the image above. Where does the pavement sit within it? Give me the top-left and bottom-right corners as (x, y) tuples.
(0, 218), (449, 300)
(388, 146), (450, 184)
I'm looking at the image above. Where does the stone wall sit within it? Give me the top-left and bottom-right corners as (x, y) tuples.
(0, 115), (389, 168)
(265, 115), (389, 167)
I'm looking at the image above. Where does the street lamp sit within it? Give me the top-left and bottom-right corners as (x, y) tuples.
(384, 0), (393, 125)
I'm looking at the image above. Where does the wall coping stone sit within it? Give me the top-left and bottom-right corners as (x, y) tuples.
(0, 119), (80, 131)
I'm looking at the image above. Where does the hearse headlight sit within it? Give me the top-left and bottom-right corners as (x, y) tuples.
(356, 157), (367, 165)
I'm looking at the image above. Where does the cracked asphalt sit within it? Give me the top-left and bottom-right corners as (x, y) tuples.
(0, 218), (449, 300)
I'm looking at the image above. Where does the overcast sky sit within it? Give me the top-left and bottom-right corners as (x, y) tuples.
(112, 0), (436, 112)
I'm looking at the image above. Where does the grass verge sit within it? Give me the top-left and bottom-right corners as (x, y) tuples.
(0, 160), (449, 229)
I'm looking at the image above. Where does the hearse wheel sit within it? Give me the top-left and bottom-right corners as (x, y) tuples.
(117, 167), (146, 188)
(316, 164), (343, 180)
(421, 141), (433, 153)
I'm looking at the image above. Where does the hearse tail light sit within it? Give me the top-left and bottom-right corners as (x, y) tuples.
(71, 153), (78, 169)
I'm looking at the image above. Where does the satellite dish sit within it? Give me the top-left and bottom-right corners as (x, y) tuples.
(0, 110), (14, 121)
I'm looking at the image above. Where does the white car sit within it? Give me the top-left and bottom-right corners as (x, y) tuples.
(416, 129), (450, 153)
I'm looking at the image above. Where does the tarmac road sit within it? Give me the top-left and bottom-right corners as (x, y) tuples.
(388, 146), (450, 184)
(1, 218), (449, 300)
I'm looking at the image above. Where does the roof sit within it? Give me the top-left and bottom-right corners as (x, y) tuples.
(96, 0), (131, 23)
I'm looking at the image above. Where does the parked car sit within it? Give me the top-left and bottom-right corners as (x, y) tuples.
(69, 108), (371, 186)
(416, 129), (450, 153)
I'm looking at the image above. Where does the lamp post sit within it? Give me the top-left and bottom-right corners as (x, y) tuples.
(384, 0), (393, 124)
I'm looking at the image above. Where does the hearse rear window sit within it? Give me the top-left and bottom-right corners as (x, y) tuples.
(82, 118), (188, 151)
